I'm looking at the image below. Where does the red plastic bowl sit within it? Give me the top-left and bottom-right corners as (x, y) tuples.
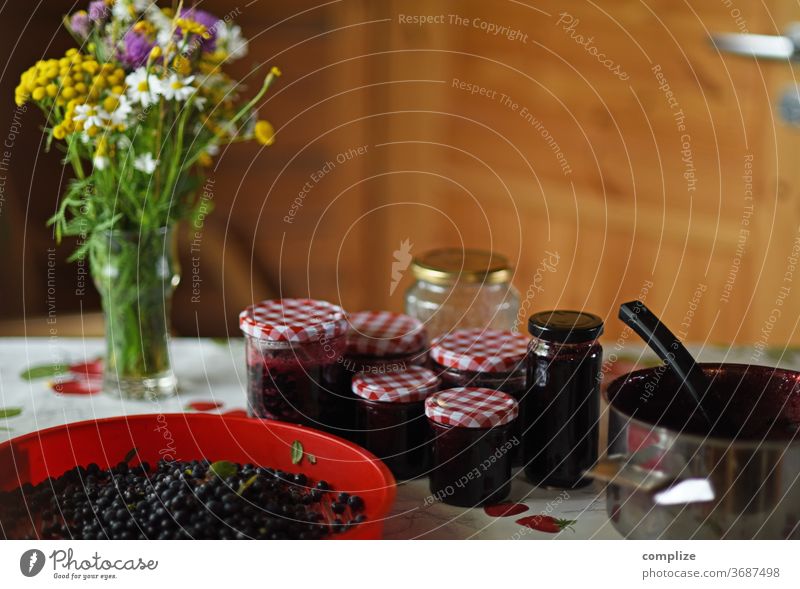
(0, 414), (396, 539)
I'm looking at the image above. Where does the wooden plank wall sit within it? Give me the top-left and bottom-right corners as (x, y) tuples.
(2, 0), (799, 347)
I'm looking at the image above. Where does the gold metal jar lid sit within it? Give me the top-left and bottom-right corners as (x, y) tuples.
(410, 248), (512, 286)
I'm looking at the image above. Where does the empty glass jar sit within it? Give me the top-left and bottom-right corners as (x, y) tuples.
(404, 248), (520, 337)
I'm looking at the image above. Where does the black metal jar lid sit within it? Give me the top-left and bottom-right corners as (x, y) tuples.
(528, 310), (604, 344)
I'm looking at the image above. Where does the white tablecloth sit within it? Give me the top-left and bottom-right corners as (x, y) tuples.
(4, 337), (790, 539)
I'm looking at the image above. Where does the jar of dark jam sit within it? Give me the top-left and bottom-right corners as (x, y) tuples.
(426, 387), (519, 507)
(353, 366), (441, 480)
(239, 298), (354, 436)
(343, 311), (429, 374)
(524, 310), (604, 489)
(430, 328), (529, 464)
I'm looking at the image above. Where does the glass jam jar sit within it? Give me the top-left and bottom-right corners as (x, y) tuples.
(343, 311), (429, 375)
(429, 328), (529, 464)
(524, 310), (604, 489)
(239, 298), (353, 435)
(404, 248), (520, 337)
(426, 387), (519, 507)
(353, 366), (441, 480)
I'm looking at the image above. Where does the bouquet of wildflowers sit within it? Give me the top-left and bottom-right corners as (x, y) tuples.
(14, 0), (279, 259)
(13, 0), (280, 398)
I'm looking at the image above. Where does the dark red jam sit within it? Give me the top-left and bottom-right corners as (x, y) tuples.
(436, 367), (526, 465)
(524, 311), (604, 489)
(340, 350), (428, 376)
(340, 311), (429, 402)
(426, 388), (518, 507)
(352, 366), (440, 480)
(430, 329), (529, 465)
(245, 336), (355, 436)
(428, 421), (516, 507)
(358, 398), (431, 480)
(240, 299), (357, 439)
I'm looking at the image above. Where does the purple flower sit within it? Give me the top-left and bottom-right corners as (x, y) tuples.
(180, 8), (221, 52)
(88, 0), (109, 23)
(120, 30), (154, 68)
(69, 11), (91, 38)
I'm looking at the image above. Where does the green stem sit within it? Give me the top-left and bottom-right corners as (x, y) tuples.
(227, 68), (280, 130)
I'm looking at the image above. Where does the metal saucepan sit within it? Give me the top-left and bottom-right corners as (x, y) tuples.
(589, 363), (800, 539)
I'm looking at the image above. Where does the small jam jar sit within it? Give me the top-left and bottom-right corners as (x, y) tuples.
(239, 298), (354, 435)
(426, 387), (519, 507)
(344, 311), (429, 374)
(524, 310), (604, 489)
(430, 328), (529, 464)
(353, 366), (441, 480)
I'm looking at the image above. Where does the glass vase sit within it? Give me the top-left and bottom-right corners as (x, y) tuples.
(89, 226), (180, 399)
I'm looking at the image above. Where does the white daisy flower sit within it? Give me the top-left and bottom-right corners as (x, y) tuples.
(73, 103), (107, 130)
(193, 96), (208, 111)
(147, 5), (175, 45)
(112, 0), (134, 22)
(205, 143), (220, 156)
(105, 94), (133, 127)
(217, 24), (249, 61)
(93, 155), (109, 170)
(117, 135), (132, 150)
(133, 152), (159, 174)
(125, 68), (161, 107)
(112, 0), (150, 21)
(161, 74), (196, 101)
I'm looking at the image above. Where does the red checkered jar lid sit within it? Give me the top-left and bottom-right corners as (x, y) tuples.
(346, 311), (428, 357)
(430, 328), (529, 373)
(425, 387), (518, 428)
(239, 298), (348, 343)
(352, 366), (441, 403)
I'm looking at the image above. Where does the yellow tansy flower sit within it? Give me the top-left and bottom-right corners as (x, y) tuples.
(172, 55), (191, 75)
(254, 120), (275, 146)
(81, 61), (99, 75)
(176, 18), (211, 39)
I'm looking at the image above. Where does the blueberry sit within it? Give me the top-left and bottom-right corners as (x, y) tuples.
(347, 495), (364, 512)
(3, 457), (339, 540)
(331, 502), (346, 514)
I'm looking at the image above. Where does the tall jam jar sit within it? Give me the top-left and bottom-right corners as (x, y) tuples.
(343, 311), (429, 375)
(524, 310), (604, 489)
(426, 387), (519, 507)
(429, 328), (529, 464)
(353, 366), (441, 481)
(404, 248), (520, 337)
(239, 298), (354, 436)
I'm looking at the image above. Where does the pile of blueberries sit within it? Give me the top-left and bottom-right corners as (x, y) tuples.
(0, 457), (366, 540)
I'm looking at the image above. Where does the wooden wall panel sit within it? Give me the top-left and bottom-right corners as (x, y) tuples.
(3, 0), (800, 348)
